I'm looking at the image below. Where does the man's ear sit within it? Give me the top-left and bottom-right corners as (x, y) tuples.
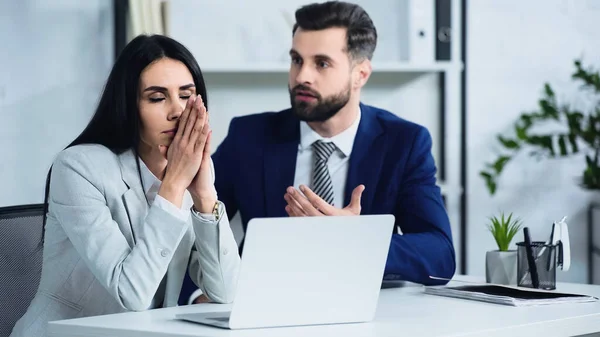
(352, 59), (372, 89)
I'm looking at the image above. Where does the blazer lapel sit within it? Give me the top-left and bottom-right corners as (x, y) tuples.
(118, 150), (192, 308)
(263, 110), (300, 217)
(345, 103), (385, 213)
(117, 150), (148, 247)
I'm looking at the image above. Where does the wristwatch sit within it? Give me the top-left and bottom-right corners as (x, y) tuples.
(192, 200), (221, 221)
(211, 200), (221, 221)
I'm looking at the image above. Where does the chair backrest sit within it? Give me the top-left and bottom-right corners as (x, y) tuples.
(0, 204), (44, 337)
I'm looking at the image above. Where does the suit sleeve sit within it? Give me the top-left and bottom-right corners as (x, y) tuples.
(385, 127), (456, 285)
(49, 149), (188, 311)
(212, 117), (240, 221)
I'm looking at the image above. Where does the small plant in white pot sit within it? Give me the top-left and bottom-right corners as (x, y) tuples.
(486, 212), (523, 285)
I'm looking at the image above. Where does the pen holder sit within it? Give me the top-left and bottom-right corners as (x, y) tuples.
(516, 241), (558, 290)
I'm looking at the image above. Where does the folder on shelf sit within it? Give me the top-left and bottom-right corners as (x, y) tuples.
(435, 0), (452, 61)
(424, 284), (598, 307)
(408, 0), (435, 62)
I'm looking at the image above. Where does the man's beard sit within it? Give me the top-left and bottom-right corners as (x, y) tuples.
(289, 83), (351, 122)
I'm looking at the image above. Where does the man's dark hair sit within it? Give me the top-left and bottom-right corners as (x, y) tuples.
(292, 1), (377, 61)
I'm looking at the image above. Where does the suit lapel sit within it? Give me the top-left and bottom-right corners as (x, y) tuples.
(117, 150), (148, 247)
(345, 103), (385, 213)
(263, 110), (300, 217)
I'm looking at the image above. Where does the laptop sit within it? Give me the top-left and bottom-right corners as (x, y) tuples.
(176, 214), (395, 329)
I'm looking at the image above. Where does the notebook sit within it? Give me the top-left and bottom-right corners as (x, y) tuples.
(424, 284), (598, 307)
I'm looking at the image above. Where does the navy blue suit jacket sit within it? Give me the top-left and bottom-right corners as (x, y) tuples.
(180, 103), (455, 304)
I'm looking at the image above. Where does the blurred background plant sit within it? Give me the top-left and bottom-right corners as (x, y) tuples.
(480, 60), (600, 195)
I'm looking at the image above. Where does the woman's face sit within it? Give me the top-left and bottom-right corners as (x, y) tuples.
(138, 57), (196, 152)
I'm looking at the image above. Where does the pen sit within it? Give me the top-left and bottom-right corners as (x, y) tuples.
(546, 223), (555, 271)
(523, 227), (540, 288)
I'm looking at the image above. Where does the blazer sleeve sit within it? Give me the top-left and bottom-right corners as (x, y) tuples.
(385, 127), (456, 285)
(49, 149), (189, 311)
(186, 159), (241, 304)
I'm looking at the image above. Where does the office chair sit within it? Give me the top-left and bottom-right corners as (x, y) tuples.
(0, 204), (44, 337)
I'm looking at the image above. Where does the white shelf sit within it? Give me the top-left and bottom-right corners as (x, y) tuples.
(439, 182), (464, 197)
(200, 61), (462, 74)
(372, 61), (463, 73)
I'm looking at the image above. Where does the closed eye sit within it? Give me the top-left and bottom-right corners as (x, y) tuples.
(149, 95), (191, 103)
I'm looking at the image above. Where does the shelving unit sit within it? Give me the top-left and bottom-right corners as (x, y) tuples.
(200, 61), (463, 74)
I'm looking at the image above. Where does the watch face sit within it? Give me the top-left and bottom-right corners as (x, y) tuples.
(213, 201), (221, 220)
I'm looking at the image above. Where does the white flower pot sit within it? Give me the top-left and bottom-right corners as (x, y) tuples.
(485, 250), (517, 285)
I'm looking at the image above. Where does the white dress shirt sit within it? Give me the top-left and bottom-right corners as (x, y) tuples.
(293, 107), (361, 208)
(138, 159), (216, 308)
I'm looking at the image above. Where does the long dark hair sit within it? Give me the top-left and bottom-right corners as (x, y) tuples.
(42, 34), (208, 231)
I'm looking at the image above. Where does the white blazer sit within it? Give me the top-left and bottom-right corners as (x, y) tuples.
(10, 144), (240, 337)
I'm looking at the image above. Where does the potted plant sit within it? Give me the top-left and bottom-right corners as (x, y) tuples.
(480, 59), (600, 195)
(486, 212), (523, 284)
(479, 60), (600, 284)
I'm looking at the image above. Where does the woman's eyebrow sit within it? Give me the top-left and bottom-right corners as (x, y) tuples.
(143, 83), (195, 92)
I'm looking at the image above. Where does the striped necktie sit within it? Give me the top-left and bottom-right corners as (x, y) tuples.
(311, 140), (337, 205)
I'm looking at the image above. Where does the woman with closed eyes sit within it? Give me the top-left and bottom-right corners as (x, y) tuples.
(10, 34), (240, 337)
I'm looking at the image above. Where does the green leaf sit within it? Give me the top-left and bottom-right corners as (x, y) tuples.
(497, 135), (520, 149)
(480, 171), (497, 195)
(568, 134), (579, 153)
(527, 135), (555, 156)
(544, 83), (555, 98)
(520, 114), (531, 123)
(566, 111), (584, 133)
(487, 212), (523, 251)
(586, 154), (595, 168)
(493, 156), (511, 174)
(539, 98), (558, 119)
(488, 181), (497, 195)
(558, 135), (568, 155)
(515, 124), (528, 140)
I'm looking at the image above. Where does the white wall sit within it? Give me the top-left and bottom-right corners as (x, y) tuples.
(0, 0), (114, 207)
(467, 0), (600, 283)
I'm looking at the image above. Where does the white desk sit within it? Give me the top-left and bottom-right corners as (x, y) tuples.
(48, 277), (600, 337)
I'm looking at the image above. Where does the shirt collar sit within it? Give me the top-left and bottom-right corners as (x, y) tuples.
(138, 158), (161, 198)
(299, 106), (361, 157)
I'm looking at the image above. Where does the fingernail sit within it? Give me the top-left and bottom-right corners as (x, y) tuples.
(300, 185), (305, 192)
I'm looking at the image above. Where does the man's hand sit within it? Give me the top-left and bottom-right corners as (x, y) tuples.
(284, 184), (364, 216)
